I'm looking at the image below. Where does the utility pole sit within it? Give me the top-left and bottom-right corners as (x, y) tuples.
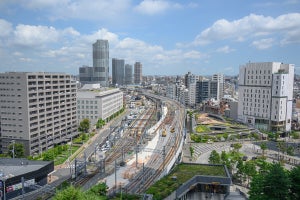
(135, 145), (139, 168)
(84, 152), (87, 175)
(94, 143), (98, 162)
(162, 146), (166, 174)
(114, 160), (117, 193)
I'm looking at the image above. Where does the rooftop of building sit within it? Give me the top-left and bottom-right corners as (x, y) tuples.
(0, 158), (53, 180)
(0, 72), (68, 75)
(146, 163), (231, 199)
(77, 87), (122, 99)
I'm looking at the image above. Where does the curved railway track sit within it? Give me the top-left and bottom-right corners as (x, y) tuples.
(124, 100), (185, 194)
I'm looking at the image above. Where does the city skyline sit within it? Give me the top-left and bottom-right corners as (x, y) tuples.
(0, 0), (300, 75)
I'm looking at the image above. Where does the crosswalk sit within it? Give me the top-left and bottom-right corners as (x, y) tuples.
(64, 164), (75, 169)
(191, 143), (230, 159)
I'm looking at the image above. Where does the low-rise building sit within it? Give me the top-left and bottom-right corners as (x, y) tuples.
(77, 87), (124, 125)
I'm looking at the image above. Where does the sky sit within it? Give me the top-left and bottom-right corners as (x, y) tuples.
(0, 0), (300, 76)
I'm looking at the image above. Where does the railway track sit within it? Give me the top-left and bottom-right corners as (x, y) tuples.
(105, 105), (156, 165)
(124, 100), (185, 194)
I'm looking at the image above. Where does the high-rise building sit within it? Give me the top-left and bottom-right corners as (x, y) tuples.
(238, 62), (294, 132)
(79, 65), (93, 83)
(134, 62), (142, 84)
(212, 74), (224, 101)
(93, 39), (109, 86)
(79, 40), (109, 86)
(125, 64), (133, 85)
(0, 72), (78, 156)
(184, 72), (198, 107)
(184, 72), (198, 88)
(112, 58), (125, 86)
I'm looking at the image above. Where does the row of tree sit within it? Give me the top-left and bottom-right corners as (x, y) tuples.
(53, 182), (140, 200)
(78, 106), (125, 133)
(249, 163), (300, 200)
(208, 144), (300, 200)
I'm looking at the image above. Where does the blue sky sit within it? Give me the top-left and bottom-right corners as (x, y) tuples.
(0, 0), (300, 76)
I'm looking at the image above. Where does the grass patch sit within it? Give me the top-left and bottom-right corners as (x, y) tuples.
(195, 125), (210, 133)
(146, 163), (227, 200)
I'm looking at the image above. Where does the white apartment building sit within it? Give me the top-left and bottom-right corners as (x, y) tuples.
(77, 88), (123, 125)
(166, 84), (176, 99)
(0, 72), (78, 156)
(212, 74), (224, 101)
(188, 82), (196, 107)
(238, 62), (294, 132)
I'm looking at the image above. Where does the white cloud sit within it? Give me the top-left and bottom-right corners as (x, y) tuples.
(13, 51), (23, 56)
(24, 0), (69, 9)
(14, 24), (60, 46)
(184, 50), (207, 59)
(21, 0), (131, 21)
(134, 0), (178, 15)
(0, 19), (12, 37)
(252, 38), (274, 50)
(216, 45), (235, 53)
(187, 2), (199, 8)
(19, 57), (33, 62)
(194, 13), (300, 46)
(62, 27), (80, 37)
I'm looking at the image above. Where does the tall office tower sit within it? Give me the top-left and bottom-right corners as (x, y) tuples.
(212, 74), (224, 101)
(79, 65), (93, 83)
(134, 62), (142, 84)
(112, 58), (125, 86)
(0, 72), (78, 156)
(125, 64), (133, 85)
(93, 39), (109, 86)
(196, 79), (218, 103)
(238, 62), (294, 132)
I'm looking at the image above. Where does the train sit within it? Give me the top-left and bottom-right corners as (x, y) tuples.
(161, 128), (167, 137)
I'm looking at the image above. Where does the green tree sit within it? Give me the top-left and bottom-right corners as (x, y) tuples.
(244, 161), (257, 186)
(53, 185), (84, 200)
(220, 151), (231, 169)
(260, 142), (267, 157)
(263, 163), (290, 200)
(232, 143), (242, 153)
(291, 131), (300, 139)
(235, 159), (245, 183)
(286, 145), (294, 156)
(187, 110), (194, 133)
(189, 146), (194, 158)
(249, 174), (267, 200)
(79, 118), (90, 133)
(89, 183), (108, 196)
(208, 150), (221, 164)
(8, 142), (25, 158)
(96, 118), (106, 129)
(289, 166), (300, 199)
(255, 158), (271, 174)
(43, 150), (55, 161)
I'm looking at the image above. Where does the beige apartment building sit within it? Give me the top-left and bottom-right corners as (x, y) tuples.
(77, 88), (124, 125)
(0, 72), (78, 156)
